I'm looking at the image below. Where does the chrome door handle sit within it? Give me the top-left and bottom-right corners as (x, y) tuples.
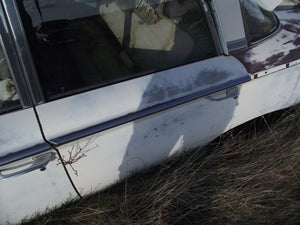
(0, 152), (55, 180)
(207, 87), (238, 102)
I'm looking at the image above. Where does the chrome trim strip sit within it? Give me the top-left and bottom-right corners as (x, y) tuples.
(247, 12), (281, 47)
(52, 76), (250, 145)
(250, 18), (281, 46)
(252, 59), (300, 79)
(208, 0), (229, 55)
(1, 0), (45, 104)
(200, 0), (223, 55)
(0, 3), (32, 107)
(227, 38), (247, 52)
(0, 143), (51, 167)
(0, 151), (56, 180)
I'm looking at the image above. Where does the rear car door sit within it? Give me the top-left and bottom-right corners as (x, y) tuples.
(0, 3), (78, 224)
(10, 0), (250, 196)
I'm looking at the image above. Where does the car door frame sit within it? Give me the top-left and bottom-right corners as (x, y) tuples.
(3, 0), (252, 194)
(0, 0), (49, 164)
(0, 1), (80, 223)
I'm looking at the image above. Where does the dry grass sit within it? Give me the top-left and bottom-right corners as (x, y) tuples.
(25, 105), (300, 225)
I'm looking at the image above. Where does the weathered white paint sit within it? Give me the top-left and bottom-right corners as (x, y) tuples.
(0, 108), (45, 157)
(0, 151), (78, 224)
(36, 56), (248, 141)
(212, 0), (246, 44)
(0, 1), (298, 223)
(58, 88), (239, 195)
(240, 10), (299, 69)
(226, 63), (300, 131)
(58, 60), (300, 196)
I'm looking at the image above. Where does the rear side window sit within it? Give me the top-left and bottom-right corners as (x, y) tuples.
(0, 46), (21, 114)
(240, 0), (279, 43)
(17, 0), (216, 101)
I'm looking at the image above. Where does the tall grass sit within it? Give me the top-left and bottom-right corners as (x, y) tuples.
(25, 105), (300, 225)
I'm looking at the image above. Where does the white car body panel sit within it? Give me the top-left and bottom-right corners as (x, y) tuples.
(226, 63), (300, 131)
(56, 62), (300, 195)
(0, 153), (78, 224)
(57, 88), (241, 194)
(0, 108), (44, 157)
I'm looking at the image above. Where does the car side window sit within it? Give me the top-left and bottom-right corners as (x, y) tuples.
(240, 0), (279, 43)
(0, 46), (21, 114)
(17, 0), (216, 101)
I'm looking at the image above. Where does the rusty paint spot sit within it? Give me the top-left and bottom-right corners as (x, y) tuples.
(293, 37), (300, 46)
(282, 23), (300, 34)
(281, 47), (300, 63)
(233, 22), (299, 74)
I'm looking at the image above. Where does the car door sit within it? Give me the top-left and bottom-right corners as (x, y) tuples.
(0, 3), (78, 224)
(10, 0), (251, 196)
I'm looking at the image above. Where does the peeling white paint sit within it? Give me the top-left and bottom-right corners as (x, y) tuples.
(240, 9), (299, 69)
(59, 59), (300, 196)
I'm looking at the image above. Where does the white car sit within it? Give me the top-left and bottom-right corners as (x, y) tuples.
(0, 0), (299, 223)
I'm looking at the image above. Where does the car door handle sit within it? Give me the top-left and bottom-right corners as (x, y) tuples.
(207, 87), (239, 102)
(0, 151), (55, 180)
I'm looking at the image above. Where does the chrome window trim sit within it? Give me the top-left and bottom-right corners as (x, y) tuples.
(51, 76), (250, 146)
(239, 0), (281, 47)
(226, 37), (248, 52)
(207, 0), (229, 55)
(0, 2), (32, 108)
(249, 14), (281, 46)
(1, 0), (44, 105)
(200, 0), (223, 55)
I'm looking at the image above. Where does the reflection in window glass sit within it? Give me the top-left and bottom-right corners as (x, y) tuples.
(0, 46), (21, 114)
(17, 0), (216, 100)
(240, 0), (279, 43)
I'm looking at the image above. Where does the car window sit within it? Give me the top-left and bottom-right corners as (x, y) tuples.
(240, 0), (279, 43)
(17, 0), (216, 101)
(0, 46), (21, 114)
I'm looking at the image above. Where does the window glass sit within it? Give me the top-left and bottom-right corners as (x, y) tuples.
(17, 0), (216, 100)
(0, 46), (21, 114)
(240, 0), (279, 43)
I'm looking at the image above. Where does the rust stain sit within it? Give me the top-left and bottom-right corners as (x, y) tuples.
(293, 37), (300, 46)
(282, 23), (300, 34)
(233, 10), (300, 74)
